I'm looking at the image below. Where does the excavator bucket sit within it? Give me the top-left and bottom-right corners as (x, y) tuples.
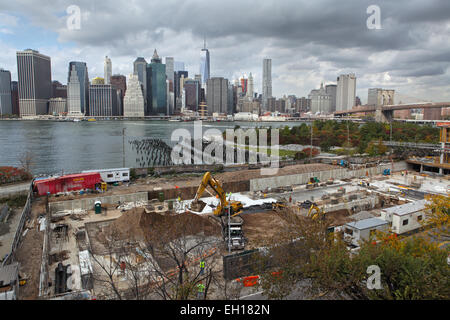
(189, 200), (207, 212)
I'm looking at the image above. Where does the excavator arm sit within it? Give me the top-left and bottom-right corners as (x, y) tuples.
(191, 172), (243, 216)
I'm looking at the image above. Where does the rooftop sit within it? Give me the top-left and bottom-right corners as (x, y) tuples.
(382, 199), (429, 216)
(0, 262), (18, 287)
(346, 217), (388, 230)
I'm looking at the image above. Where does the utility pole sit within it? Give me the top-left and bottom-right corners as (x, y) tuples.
(309, 121), (314, 163)
(122, 128), (126, 167)
(347, 120), (350, 157)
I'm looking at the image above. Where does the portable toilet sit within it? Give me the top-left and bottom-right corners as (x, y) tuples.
(94, 201), (102, 214)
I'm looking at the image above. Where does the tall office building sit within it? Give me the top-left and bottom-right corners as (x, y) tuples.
(336, 73), (356, 111)
(67, 65), (83, 116)
(246, 72), (254, 99)
(184, 79), (201, 111)
(206, 77), (228, 115)
(89, 84), (118, 116)
(240, 77), (248, 95)
(174, 70), (188, 110)
(146, 49), (167, 115)
(262, 58), (272, 109)
(111, 74), (127, 116)
(133, 57), (147, 102)
(123, 74), (145, 117)
(200, 41), (210, 88)
(325, 84), (337, 112)
(11, 81), (19, 115)
(0, 68), (12, 116)
(165, 57), (174, 84)
(68, 61), (89, 114)
(104, 56), (112, 84)
(16, 49), (52, 116)
(165, 57), (174, 114)
(308, 83), (332, 114)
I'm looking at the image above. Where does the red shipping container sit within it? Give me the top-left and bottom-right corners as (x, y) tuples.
(34, 172), (102, 196)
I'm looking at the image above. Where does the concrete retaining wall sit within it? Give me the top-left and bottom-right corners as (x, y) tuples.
(49, 192), (148, 213)
(148, 181), (250, 201)
(249, 161), (407, 191)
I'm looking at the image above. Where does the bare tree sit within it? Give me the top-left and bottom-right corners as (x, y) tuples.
(19, 150), (34, 176)
(140, 213), (222, 300)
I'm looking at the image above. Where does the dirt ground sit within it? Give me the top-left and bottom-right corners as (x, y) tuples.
(14, 200), (46, 300)
(241, 210), (289, 248)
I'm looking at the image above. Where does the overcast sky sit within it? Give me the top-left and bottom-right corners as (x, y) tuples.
(1, 0), (450, 103)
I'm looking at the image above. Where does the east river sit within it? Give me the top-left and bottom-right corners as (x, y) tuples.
(0, 120), (303, 175)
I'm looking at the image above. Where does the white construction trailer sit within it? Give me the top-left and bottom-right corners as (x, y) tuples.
(344, 217), (389, 247)
(82, 168), (130, 183)
(380, 199), (429, 235)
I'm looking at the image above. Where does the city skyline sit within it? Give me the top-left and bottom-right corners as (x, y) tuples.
(1, 0), (450, 104)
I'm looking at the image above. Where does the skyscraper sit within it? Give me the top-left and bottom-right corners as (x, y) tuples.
(111, 74), (127, 116)
(308, 83), (332, 114)
(68, 62), (89, 114)
(174, 70), (188, 111)
(206, 77), (228, 115)
(123, 74), (145, 117)
(11, 81), (19, 115)
(165, 57), (175, 114)
(246, 72), (254, 100)
(67, 65), (83, 116)
(262, 58), (272, 109)
(104, 56), (112, 84)
(0, 68), (12, 116)
(336, 73), (356, 111)
(200, 40), (210, 89)
(146, 49), (167, 115)
(184, 79), (201, 112)
(133, 57), (147, 102)
(325, 84), (337, 112)
(89, 84), (118, 116)
(16, 49), (52, 116)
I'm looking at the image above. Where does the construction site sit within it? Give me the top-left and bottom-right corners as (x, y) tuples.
(1, 157), (449, 300)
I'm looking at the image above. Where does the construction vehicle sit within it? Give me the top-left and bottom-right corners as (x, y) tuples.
(189, 172), (246, 250)
(307, 203), (325, 220)
(190, 171), (243, 217)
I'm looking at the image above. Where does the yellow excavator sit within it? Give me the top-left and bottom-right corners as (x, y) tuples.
(307, 203), (325, 220)
(190, 171), (244, 217)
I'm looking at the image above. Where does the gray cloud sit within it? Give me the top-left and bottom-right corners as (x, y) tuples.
(1, 0), (450, 101)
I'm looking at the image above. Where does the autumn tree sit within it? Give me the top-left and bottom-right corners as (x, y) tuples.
(254, 208), (450, 300)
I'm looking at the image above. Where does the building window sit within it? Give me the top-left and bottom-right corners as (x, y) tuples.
(345, 228), (353, 236)
(122, 173), (128, 177)
(402, 219), (409, 226)
(417, 215), (422, 221)
(107, 174), (113, 178)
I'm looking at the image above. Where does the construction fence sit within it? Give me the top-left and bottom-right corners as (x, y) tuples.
(48, 192), (148, 213)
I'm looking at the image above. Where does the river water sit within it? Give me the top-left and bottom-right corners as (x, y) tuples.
(0, 120), (302, 175)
